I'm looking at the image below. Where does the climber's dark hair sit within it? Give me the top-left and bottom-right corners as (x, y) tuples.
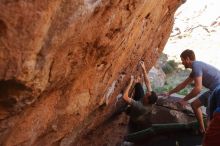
(148, 91), (158, 104)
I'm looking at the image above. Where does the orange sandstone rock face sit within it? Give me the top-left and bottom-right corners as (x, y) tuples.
(0, 0), (184, 145)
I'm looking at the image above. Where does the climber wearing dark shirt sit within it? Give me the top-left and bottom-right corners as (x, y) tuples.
(123, 61), (158, 132)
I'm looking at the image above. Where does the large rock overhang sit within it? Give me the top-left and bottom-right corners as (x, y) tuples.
(0, 0), (184, 145)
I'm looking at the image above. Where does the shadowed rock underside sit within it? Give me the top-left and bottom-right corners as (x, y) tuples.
(0, 0), (184, 145)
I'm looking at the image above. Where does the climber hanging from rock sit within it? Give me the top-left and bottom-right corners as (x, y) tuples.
(122, 61), (158, 132)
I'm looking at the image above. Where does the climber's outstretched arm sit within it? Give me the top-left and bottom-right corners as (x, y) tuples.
(140, 61), (152, 93)
(123, 76), (134, 104)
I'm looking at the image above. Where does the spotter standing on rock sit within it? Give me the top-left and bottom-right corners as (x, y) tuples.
(164, 49), (220, 134)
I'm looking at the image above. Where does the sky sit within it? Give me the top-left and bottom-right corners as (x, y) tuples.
(163, 0), (220, 68)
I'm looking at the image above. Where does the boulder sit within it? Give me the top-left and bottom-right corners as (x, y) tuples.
(0, 0), (185, 145)
(152, 96), (196, 124)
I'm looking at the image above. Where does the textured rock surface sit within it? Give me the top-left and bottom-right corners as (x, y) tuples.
(153, 96), (195, 124)
(0, 0), (184, 145)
